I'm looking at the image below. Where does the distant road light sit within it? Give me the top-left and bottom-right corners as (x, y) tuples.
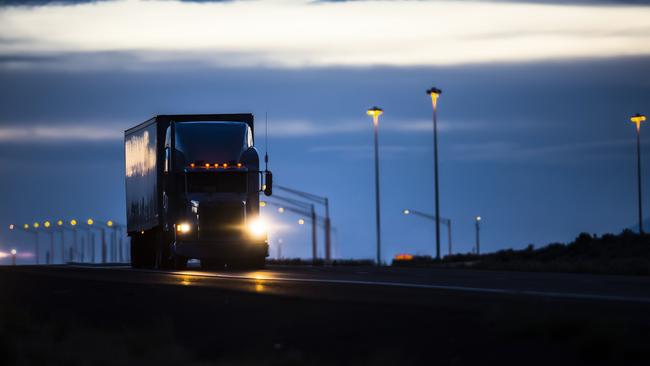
(70, 219), (77, 226)
(260, 201), (266, 207)
(367, 106), (384, 266)
(107, 220), (114, 227)
(630, 113), (647, 234)
(57, 220), (63, 226)
(33, 222), (40, 229)
(87, 218), (94, 226)
(23, 224), (29, 230)
(403, 209), (410, 215)
(10, 249), (16, 255)
(44, 221), (51, 228)
(476, 216), (482, 221)
(298, 219), (305, 225)
(278, 207), (285, 213)
(8, 224), (15, 230)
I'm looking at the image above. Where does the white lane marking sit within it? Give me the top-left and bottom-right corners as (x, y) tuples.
(66, 265), (650, 304)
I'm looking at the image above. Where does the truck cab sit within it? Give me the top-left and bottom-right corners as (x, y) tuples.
(125, 114), (272, 269)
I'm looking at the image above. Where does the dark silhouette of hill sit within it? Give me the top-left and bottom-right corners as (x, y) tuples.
(394, 230), (650, 276)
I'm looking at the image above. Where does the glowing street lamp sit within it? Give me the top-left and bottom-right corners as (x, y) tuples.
(298, 219), (305, 225)
(426, 86), (443, 260)
(631, 113), (647, 234)
(367, 106), (383, 265)
(42, 221), (55, 264)
(8, 224), (15, 230)
(11, 249), (16, 266)
(475, 216), (482, 255)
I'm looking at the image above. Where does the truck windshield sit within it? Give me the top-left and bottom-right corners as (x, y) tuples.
(174, 122), (251, 167)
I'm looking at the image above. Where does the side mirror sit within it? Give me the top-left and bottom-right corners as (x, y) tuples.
(264, 171), (273, 196)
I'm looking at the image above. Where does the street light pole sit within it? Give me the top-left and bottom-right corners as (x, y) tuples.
(367, 106), (383, 265)
(427, 87), (443, 260)
(402, 209), (453, 256)
(631, 114), (647, 234)
(475, 216), (481, 255)
(43, 221), (55, 264)
(275, 185), (332, 263)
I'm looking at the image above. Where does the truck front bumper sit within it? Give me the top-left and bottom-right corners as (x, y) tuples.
(173, 240), (268, 260)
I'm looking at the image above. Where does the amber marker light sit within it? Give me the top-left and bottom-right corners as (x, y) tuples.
(237, 163), (242, 168)
(190, 163), (196, 168)
(394, 253), (414, 261)
(204, 163), (210, 168)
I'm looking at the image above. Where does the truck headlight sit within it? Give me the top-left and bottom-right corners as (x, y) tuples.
(247, 218), (267, 239)
(176, 223), (191, 234)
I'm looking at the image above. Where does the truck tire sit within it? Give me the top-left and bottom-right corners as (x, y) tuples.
(130, 236), (141, 268)
(173, 255), (188, 270)
(154, 231), (174, 270)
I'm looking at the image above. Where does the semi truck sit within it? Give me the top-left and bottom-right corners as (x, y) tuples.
(124, 114), (272, 269)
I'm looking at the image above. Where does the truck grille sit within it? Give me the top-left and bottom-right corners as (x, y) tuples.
(198, 202), (245, 241)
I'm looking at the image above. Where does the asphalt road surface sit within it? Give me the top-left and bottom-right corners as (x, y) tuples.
(1, 264), (649, 365)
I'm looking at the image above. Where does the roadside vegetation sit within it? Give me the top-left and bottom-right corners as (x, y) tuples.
(393, 230), (650, 276)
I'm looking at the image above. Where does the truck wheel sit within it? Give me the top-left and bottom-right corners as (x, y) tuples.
(130, 236), (141, 268)
(154, 243), (173, 270)
(173, 255), (188, 270)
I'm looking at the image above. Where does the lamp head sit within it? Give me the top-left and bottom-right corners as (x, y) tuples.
(631, 113), (647, 129)
(87, 218), (94, 226)
(403, 209), (410, 215)
(57, 220), (63, 226)
(367, 106), (383, 117)
(70, 219), (77, 226)
(107, 220), (113, 227)
(44, 221), (51, 228)
(426, 87), (442, 96)
(427, 87), (442, 108)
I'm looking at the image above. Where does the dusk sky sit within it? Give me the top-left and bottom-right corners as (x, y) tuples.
(1, 0), (650, 260)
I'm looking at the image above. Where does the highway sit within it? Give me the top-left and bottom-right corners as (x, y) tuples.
(1, 265), (649, 365)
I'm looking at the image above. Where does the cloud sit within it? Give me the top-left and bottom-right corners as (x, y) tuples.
(0, 0), (649, 68)
(267, 118), (485, 137)
(0, 125), (122, 141)
(450, 138), (631, 162)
